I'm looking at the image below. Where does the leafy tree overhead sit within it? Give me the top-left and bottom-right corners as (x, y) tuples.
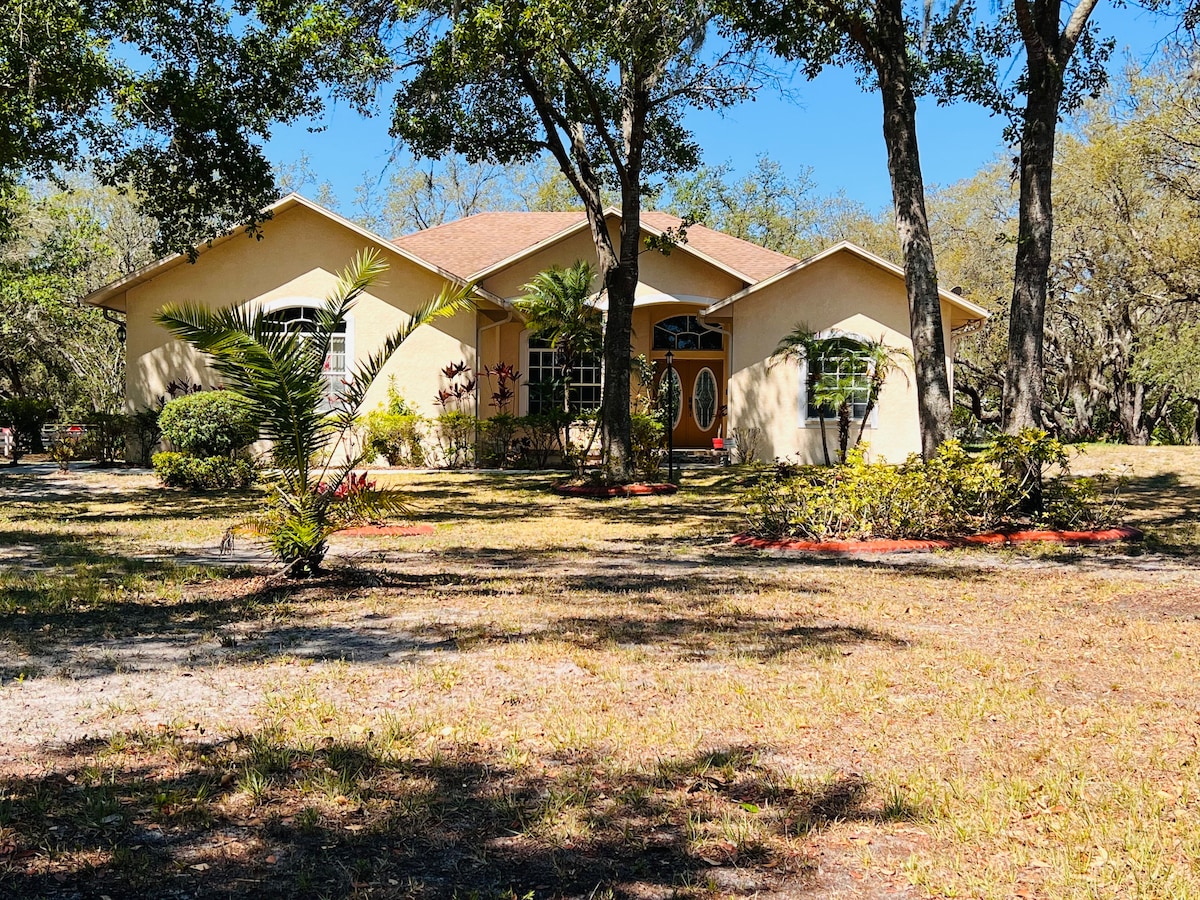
(934, 60), (1200, 445)
(351, 156), (584, 237)
(961, 0), (1117, 435)
(665, 155), (825, 258)
(0, 183), (156, 415)
(391, 0), (765, 481)
(0, 0), (389, 254)
(661, 152), (900, 260)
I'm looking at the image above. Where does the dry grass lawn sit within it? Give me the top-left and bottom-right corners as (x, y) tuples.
(0, 446), (1198, 899)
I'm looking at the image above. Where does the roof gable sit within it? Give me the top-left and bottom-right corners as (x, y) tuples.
(83, 194), (504, 312)
(703, 240), (989, 324)
(393, 208), (801, 286)
(392, 212), (584, 279)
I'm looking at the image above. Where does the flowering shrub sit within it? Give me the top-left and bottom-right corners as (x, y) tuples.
(316, 471), (375, 498)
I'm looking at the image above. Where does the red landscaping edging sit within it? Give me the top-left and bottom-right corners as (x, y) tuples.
(336, 524), (435, 537)
(731, 526), (1143, 554)
(553, 482), (679, 498)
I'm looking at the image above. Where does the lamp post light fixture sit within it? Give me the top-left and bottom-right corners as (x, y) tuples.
(665, 350), (675, 484)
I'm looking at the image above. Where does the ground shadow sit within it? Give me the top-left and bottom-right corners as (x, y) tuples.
(0, 739), (912, 899)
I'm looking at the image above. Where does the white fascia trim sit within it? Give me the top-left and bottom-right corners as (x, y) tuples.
(82, 193), (508, 312)
(702, 240), (991, 321)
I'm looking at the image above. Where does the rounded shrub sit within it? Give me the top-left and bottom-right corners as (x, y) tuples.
(158, 391), (259, 457)
(152, 451), (258, 490)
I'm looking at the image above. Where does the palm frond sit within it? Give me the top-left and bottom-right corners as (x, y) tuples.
(155, 251), (458, 576)
(338, 281), (475, 427)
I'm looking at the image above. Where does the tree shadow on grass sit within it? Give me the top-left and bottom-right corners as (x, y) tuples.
(0, 557), (304, 674)
(1, 554), (908, 671)
(0, 737), (912, 899)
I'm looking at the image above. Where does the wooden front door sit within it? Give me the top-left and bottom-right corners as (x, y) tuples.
(658, 360), (724, 449)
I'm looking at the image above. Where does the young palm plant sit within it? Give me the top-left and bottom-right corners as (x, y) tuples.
(854, 338), (911, 447)
(773, 327), (909, 465)
(772, 325), (833, 466)
(515, 261), (603, 412)
(156, 250), (473, 576)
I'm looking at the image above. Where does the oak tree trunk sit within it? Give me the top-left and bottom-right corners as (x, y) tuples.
(1004, 69), (1061, 434)
(874, 3), (952, 459)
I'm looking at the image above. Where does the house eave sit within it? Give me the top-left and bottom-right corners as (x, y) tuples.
(702, 240), (991, 323)
(81, 193), (509, 311)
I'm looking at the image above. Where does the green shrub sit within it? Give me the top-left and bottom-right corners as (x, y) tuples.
(152, 451), (258, 490)
(630, 412), (665, 480)
(513, 412), (568, 469)
(83, 412), (128, 465)
(159, 391), (259, 457)
(364, 410), (428, 466)
(479, 413), (519, 468)
(743, 431), (1122, 541)
(128, 408), (163, 467)
(49, 434), (85, 472)
(435, 410), (477, 468)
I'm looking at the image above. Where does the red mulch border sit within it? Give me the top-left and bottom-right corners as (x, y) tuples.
(335, 524), (436, 537)
(553, 482), (679, 498)
(731, 526), (1143, 554)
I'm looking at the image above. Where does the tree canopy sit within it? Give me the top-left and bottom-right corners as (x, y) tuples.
(0, 0), (389, 254)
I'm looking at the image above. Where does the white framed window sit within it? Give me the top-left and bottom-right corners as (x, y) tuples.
(261, 299), (354, 408)
(524, 334), (602, 416)
(800, 334), (875, 426)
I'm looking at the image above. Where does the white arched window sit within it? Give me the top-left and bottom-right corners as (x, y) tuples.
(262, 300), (354, 408)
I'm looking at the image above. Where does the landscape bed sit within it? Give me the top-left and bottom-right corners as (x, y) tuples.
(732, 525), (1144, 553)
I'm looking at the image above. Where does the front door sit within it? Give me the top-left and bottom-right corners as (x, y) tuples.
(658, 360), (724, 449)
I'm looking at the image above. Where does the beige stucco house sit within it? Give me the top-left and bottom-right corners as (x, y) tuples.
(84, 193), (987, 464)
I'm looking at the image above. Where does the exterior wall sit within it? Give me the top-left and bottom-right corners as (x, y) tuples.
(479, 229), (599, 300)
(117, 203), (968, 464)
(121, 203), (476, 421)
(727, 254), (943, 464)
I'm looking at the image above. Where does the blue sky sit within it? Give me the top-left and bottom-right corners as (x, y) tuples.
(265, 4), (1180, 215)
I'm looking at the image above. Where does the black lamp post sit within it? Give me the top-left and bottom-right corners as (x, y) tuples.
(665, 350), (675, 483)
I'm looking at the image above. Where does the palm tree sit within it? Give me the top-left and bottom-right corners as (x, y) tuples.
(854, 338), (911, 447)
(813, 372), (860, 464)
(772, 325), (833, 466)
(156, 250), (473, 576)
(515, 260), (603, 415)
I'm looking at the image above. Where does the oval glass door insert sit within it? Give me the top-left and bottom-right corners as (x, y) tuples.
(659, 368), (683, 429)
(693, 367), (718, 431)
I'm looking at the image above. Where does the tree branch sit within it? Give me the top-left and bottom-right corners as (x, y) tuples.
(554, 47), (628, 184)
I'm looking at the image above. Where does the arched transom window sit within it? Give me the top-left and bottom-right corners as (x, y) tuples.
(652, 315), (723, 352)
(263, 305), (350, 405)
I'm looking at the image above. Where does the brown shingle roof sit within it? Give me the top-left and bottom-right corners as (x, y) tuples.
(392, 210), (800, 283)
(392, 212), (583, 279)
(640, 211), (799, 282)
